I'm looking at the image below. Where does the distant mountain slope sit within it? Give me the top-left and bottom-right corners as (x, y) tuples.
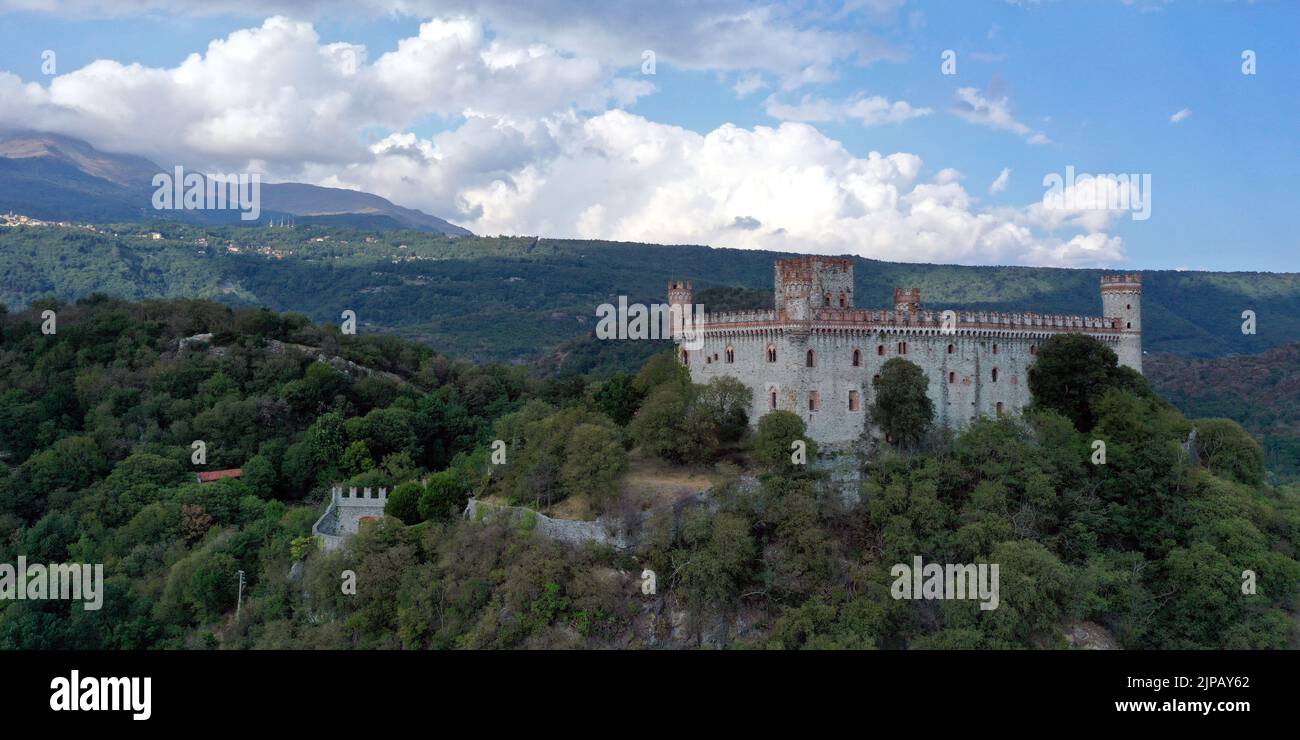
(1146, 344), (1300, 479)
(2, 226), (1298, 368)
(0, 131), (470, 235)
(0, 131), (161, 187)
(0, 155), (151, 221)
(257, 182), (470, 235)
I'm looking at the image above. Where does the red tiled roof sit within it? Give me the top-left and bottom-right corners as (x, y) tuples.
(195, 468), (243, 483)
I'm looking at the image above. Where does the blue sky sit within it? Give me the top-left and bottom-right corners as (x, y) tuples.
(0, 0), (1295, 271)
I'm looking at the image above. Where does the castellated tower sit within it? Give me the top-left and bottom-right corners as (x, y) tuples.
(775, 256), (854, 320)
(1100, 273), (1142, 372)
(667, 280), (694, 339)
(893, 287), (921, 313)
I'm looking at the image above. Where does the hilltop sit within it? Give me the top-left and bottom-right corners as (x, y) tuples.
(0, 296), (1295, 650)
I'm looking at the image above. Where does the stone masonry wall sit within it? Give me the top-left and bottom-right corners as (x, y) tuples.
(689, 330), (1059, 442)
(679, 257), (1141, 445)
(463, 498), (635, 550)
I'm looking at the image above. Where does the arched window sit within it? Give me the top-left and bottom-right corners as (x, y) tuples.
(996, 401), (1005, 417)
(898, 341), (908, 355)
(1030, 345), (1037, 355)
(877, 344), (885, 356)
(991, 368), (999, 382)
(1127, 322), (1132, 329)
(808, 391), (820, 411)
(948, 371), (955, 384)
(766, 343), (777, 362)
(849, 390), (860, 411)
(725, 345), (734, 363)
(769, 389), (777, 410)
(852, 348), (862, 367)
(839, 293), (847, 308)
(681, 349), (689, 365)
(947, 344), (954, 354)
(992, 343), (999, 354)
(1126, 304), (1131, 310)
(824, 292), (832, 306)
(806, 349), (816, 367)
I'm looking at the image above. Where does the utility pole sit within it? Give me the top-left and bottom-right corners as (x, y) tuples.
(236, 570), (246, 620)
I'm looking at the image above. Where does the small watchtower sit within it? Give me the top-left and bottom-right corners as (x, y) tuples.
(1100, 273), (1143, 372)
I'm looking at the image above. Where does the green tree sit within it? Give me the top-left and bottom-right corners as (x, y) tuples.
(1028, 334), (1121, 431)
(385, 481), (424, 525)
(634, 351), (689, 394)
(871, 358), (933, 448)
(241, 453), (277, 498)
(694, 376), (753, 444)
(590, 373), (644, 426)
(340, 440), (375, 477)
(753, 410), (816, 473)
(1192, 418), (1265, 486)
(560, 423), (627, 507)
(419, 470), (469, 522)
(628, 385), (690, 463)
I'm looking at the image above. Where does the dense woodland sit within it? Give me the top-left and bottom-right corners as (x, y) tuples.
(0, 296), (1296, 649)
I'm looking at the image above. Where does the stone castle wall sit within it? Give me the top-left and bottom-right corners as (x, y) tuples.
(463, 498), (635, 550)
(675, 257), (1141, 445)
(688, 329), (1066, 442)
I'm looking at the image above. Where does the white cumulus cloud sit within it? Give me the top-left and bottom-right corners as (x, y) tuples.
(952, 86), (1050, 144)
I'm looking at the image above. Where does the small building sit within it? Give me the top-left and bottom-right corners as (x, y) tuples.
(312, 486), (389, 552)
(195, 468), (243, 484)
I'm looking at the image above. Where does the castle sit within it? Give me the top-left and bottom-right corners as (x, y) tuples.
(669, 256), (1142, 445)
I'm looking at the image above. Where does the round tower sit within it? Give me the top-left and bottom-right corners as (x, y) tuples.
(1100, 273), (1142, 372)
(667, 280), (694, 340)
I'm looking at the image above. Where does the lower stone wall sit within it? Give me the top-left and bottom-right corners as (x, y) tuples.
(463, 498), (635, 549)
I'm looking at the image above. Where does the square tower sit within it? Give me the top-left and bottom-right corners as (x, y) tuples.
(774, 256), (855, 316)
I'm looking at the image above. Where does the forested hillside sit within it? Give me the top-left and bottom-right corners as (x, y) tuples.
(1, 296), (1295, 649)
(3, 224), (1299, 364)
(1147, 344), (1300, 480)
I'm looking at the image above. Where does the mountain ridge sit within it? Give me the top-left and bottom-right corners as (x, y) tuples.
(0, 131), (471, 235)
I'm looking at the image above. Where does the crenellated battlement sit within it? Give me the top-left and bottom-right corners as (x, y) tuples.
(776, 255), (852, 279)
(694, 307), (1119, 333)
(332, 485), (389, 505)
(1100, 274), (1143, 298)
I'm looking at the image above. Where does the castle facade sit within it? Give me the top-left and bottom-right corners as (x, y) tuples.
(669, 256), (1142, 445)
